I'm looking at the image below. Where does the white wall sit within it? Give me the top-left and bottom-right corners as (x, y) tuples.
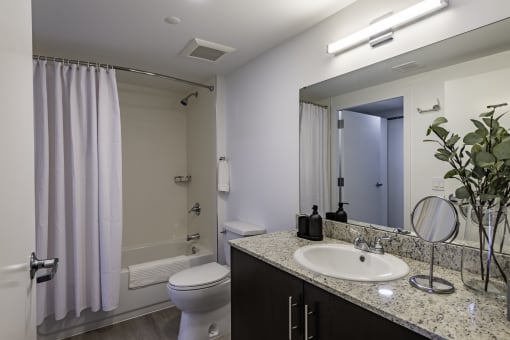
(187, 84), (218, 259)
(119, 83), (189, 249)
(224, 0), (510, 232)
(0, 1), (36, 339)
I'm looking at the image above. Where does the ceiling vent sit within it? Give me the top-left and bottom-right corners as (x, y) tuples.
(180, 38), (235, 62)
(391, 61), (423, 73)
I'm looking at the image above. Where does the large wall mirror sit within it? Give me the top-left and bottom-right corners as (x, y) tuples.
(299, 17), (510, 252)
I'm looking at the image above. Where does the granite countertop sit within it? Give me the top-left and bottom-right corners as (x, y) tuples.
(230, 230), (510, 340)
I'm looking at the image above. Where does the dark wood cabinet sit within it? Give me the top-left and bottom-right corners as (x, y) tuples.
(303, 282), (425, 339)
(231, 247), (426, 340)
(231, 248), (302, 340)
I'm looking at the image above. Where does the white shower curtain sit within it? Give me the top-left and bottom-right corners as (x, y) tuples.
(299, 102), (330, 215)
(33, 60), (123, 324)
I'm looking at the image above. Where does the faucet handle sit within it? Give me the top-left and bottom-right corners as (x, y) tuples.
(374, 234), (393, 254)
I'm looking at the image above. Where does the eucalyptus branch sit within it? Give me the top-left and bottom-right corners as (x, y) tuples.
(425, 103), (510, 292)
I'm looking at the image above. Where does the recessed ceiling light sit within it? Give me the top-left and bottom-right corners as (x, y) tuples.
(164, 16), (182, 25)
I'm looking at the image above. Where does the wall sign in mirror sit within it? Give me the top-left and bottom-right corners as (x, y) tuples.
(299, 18), (510, 253)
(409, 196), (459, 294)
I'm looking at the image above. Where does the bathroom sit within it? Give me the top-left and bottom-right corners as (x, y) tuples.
(2, 1), (510, 340)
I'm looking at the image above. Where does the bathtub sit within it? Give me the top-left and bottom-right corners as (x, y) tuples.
(37, 240), (215, 340)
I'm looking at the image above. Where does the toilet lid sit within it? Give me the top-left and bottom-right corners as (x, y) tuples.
(168, 262), (230, 289)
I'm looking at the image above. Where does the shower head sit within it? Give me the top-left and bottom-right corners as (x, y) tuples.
(180, 91), (198, 106)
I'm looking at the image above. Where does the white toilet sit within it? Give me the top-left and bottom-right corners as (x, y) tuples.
(167, 221), (265, 340)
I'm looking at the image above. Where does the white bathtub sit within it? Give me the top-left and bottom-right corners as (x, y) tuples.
(37, 240), (215, 340)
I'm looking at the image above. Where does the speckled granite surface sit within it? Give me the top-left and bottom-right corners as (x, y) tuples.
(230, 230), (510, 340)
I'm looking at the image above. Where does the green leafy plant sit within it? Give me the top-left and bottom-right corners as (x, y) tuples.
(425, 103), (509, 291)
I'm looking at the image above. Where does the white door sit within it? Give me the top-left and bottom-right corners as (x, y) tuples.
(0, 1), (37, 339)
(340, 110), (388, 226)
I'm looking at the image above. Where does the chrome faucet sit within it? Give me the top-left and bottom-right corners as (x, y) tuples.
(188, 202), (201, 216)
(351, 228), (392, 255)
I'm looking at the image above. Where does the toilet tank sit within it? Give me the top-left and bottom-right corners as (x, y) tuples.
(223, 221), (266, 266)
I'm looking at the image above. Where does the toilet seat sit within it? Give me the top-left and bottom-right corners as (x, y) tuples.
(168, 262), (230, 291)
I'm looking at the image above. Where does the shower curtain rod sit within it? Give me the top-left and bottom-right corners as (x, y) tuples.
(300, 101), (329, 109)
(33, 55), (215, 92)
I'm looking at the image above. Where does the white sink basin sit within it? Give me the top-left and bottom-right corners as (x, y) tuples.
(293, 243), (409, 282)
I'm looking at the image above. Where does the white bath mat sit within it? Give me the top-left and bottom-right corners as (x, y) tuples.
(128, 255), (190, 289)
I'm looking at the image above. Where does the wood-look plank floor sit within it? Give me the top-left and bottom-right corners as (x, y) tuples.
(65, 307), (181, 340)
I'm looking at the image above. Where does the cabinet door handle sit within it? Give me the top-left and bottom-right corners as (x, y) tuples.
(288, 296), (299, 339)
(304, 304), (315, 340)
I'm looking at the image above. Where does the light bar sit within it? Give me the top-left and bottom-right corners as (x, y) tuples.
(327, 0), (449, 55)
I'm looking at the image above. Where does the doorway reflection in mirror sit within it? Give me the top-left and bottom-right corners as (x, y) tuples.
(338, 97), (404, 229)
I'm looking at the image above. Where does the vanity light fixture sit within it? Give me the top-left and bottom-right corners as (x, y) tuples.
(327, 0), (449, 55)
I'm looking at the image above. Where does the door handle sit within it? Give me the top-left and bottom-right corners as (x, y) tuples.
(30, 252), (59, 283)
(376, 182), (383, 187)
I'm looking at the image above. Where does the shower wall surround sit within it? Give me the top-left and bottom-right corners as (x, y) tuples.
(119, 83), (189, 248)
(119, 81), (218, 257)
(186, 86), (218, 257)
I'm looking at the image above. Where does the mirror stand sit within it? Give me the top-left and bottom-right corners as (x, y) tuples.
(409, 242), (454, 294)
(409, 196), (458, 294)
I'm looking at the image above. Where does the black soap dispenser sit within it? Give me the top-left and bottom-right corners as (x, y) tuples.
(334, 202), (349, 223)
(308, 205), (323, 241)
(296, 214), (309, 238)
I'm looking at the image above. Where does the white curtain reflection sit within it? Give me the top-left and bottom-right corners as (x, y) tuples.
(299, 102), (330, 215)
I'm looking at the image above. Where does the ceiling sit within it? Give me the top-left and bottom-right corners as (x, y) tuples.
(344, 97), (403, 119)
(32, 0), (356, 92)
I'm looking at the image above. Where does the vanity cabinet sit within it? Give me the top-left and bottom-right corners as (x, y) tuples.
(230, 247), (302, 340)
(231, 247), (426, 340)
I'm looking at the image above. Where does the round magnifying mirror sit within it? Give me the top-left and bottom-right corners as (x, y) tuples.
(411, 196), (459, 243)
(409, 196), (459, 294)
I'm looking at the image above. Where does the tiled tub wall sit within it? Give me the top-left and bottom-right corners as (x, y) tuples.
(324, 220), (510, 277)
